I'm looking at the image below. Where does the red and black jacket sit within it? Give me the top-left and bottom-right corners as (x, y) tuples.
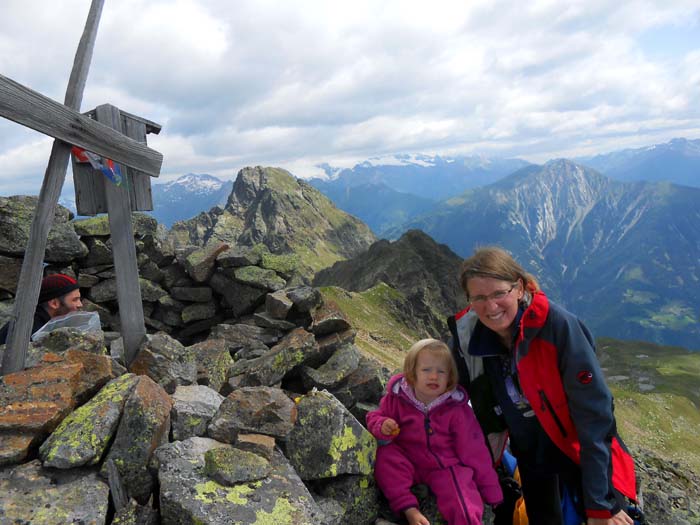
(448, 291), (637, 519)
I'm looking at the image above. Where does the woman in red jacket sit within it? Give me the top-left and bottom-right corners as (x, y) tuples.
(448, 246), (638, 525)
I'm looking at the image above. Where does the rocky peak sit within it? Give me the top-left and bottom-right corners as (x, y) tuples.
(314, 229), (467, 336)
(167, 166), (377, 280)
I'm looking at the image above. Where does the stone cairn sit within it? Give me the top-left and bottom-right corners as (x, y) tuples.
(0, 196), (415, 525)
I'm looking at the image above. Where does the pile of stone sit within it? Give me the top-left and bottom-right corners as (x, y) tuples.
(0, 195), (405, 524)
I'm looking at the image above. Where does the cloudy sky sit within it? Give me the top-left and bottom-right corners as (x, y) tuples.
(1, 0), (699, 195)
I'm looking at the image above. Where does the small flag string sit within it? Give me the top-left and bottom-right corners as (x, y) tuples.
(71, 146), (124, 186)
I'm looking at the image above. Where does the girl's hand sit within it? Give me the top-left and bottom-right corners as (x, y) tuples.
(588, 509), (634, 525)
(381, 418), (399, 436)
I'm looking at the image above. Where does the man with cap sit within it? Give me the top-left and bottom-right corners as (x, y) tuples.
(0, 273), (82, 345)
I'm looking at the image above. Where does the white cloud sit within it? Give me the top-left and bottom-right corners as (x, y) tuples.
(1, 0), (699, 194)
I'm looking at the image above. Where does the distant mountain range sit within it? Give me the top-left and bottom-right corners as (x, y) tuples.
(308, 154), (529, 234)
(577, 137), (700, 187)
(388, 159), (700, 349)
(149, 174), (233, 227)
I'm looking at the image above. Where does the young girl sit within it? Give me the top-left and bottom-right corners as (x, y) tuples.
(367, 339), (503, 525)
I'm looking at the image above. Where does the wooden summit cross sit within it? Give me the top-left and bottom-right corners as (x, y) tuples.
(0, 0), (163, 374)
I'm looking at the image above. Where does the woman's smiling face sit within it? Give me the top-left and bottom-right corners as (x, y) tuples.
(467, 275), (523, 341)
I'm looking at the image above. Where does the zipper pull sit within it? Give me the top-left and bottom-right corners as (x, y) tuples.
(424, 416), (433, 435)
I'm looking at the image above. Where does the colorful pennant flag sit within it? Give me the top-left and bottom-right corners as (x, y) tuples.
(71, 146), (123, 186)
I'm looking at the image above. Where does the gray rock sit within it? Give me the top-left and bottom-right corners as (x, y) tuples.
(216, 246), (261, 267)
(89, 277), (118, 302)
(331, 355), (388, 408)
(138, 253), (164, 283)
(265, 289), (294, 319)
(311, 299), (352, 336)
(155, 437), (324, 525)
(287, 286), (322, 313)
(301, 344), (361, 391)
(129, 333), (197, 394)
(0, 460), (109, 524)
(76, 272), (100, 288)
(284, 390), (376, 480)
(161, 263), (192, 289)
(185, 243), (229, 283)
(253, 311), (297, 331)
(111, 498), (160, 525)
(235, 433), (276, 461)
(102, 376), (172, 504)
(210, 270), (267, 317)
(171, 286), (214, 302)
(81, 237), (113, 266)
(39, 374), (139, 468)
(210, 321), (282, 350)
(233, 265), (286, 291)
(228, 327), (318, 386)
(182, 301), (217, 324)
(30, 327), (106, 356)
(208, 386), (296, 442)
(203, 446), (271, 485)
(139, 278), (169, 302)
(0, 255), (22, 294)
(313, 474), (381, 525)
(188, 338), (233, 393)
(171, 385), (225, 441)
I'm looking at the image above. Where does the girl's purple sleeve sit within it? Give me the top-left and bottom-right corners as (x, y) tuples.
(454, 404), (504, 506)
(366, 391), (395, 440)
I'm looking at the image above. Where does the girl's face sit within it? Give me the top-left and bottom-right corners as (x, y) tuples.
(413, 351), (450, 404)
(466, 276), (523, 341)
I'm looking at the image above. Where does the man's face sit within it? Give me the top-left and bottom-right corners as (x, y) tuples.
(51, 289), (83, 317)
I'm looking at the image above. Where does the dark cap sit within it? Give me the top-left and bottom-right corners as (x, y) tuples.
(38, 274), (80, 304)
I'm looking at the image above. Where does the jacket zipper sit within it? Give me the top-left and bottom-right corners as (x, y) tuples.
(538, 389), (568, 437)
(424, 415), (445, 469)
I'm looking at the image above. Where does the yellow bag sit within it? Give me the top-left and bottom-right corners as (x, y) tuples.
(512, 467), (528, 525)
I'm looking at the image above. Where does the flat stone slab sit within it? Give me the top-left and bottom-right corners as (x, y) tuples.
(0, 460), (109, 524)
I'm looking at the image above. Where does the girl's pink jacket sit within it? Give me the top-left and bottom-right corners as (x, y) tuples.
(366, 374), (503, 506)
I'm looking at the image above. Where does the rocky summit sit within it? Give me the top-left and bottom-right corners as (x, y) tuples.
(314, 229), (468, 337)
(166, 166), (376, 280)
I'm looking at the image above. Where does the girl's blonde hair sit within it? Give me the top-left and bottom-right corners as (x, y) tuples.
(403, 338), (458, 390)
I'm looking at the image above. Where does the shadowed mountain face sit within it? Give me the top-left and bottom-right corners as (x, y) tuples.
(166, 166), (376, 279)
(314, 229), (468, 337)
(388, 160), (700, 349)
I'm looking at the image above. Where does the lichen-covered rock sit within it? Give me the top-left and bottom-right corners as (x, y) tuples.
(39, 374), (139, 468)
(211, 322), (282, 349)
(30, 327), (106, 355)
(235, 433), (276, 461)
(188, 338), (233, 393)
(233, 265), (286, 291)
(129, 332), (197, 394)
(330, 355), (388, 409)
(301, 344), (361, 391)
(111, 498), (159, 525)
(256, 247), (299, 278)
(0, 432), (38, 466)
(0, 460), (109, 524)
(228, 327), (318, 387)
(185, 243), (229, 283)
(181, 301), (217, 324)
(208, 386), (296, 442)
(88, 277), (118, 302)
(171, 385), (225, 441)
(210, 270), (267, 317)
(155, 437), (324, 525)
(81, 237), (113, 266)
(253, 311), (297, 331)
(284, 390), (376, 480)
(203, 446), (271, 485)
(312, 474), (382, 525)
(216, 246), (261, 267)
(102, 375), (172, 504)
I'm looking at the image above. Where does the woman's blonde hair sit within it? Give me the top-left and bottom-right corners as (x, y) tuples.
(459, 246), (540, 300)
(403, 338), (458, 390)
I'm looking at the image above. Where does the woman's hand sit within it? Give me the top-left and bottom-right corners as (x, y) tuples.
(588, 509), (634, 525)
(381, 418), (400, 436)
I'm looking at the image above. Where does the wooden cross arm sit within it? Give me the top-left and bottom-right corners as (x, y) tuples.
(0, 74), (162, 177)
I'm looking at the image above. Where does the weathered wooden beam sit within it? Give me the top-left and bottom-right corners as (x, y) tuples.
(1, 0), (105, 375)
(95, 104), (147, 365)
(0, 74), (162, 177)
